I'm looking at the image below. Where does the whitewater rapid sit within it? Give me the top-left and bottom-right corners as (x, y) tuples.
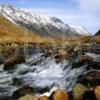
(0, 53), (99, 97)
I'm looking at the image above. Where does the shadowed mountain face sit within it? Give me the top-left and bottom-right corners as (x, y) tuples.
(95, 29), (100, 35)
(0, 5), (90, 39)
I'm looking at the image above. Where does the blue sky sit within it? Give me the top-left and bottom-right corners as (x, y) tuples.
(0, 0), (100, 34)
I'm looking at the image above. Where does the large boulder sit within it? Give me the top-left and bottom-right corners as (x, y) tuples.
(72, 83), (88, 100)
(94, 86), (100, 100)
(80, 55), (93, 63)
(39, 96), (49, 100)
(12, 87), (33, 99)
(72, 55), (94, 68)
(3, 55), (25, 70)
(77, 71), (100, 89)
(18, 95), (49, 100)
(50, 89), (69, 100)
(18, 94), (36, 100)
(13, 86), (50, 99)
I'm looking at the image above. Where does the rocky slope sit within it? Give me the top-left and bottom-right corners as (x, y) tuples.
(0, 5), (90, 39)
(95, 29), (100, 35)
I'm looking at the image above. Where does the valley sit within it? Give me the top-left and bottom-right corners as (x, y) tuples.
(0, 4), (100, 100)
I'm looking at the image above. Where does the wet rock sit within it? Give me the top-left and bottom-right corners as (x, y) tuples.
(44, 49), (53, 57)
(33, 96), (39, 100)
(50, 89), (69, 100)
(80, 55), (93, 63)
(72, 55), (94, 68)
(18, 94), (35, 100)
(82, 90), (97, 100)
(3, 55), (25, 70)
(32, 87), (50, 94)
(32, 59), (43, 66)
(0, 53), (4, 64)
(89, 61), (100, 70)
(95, 86), (100, 100)
(39, 96), (49, 100)
(12, 78), (23, 86)
(77, 76), (92, 88)
(13, 86), (50, 99)
(77, 75), (100, 89)
(55, 49), (70, 63)
(12, 87), (33, 99)
(72, 83), (88, 100)
(18, 95), (49, 100)
(74, 47), (80, 52)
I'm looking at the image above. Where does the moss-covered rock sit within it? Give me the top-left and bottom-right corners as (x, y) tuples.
(72, 83), (88, 100)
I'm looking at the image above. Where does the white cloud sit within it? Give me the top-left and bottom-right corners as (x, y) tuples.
(72, 0), (100, 14)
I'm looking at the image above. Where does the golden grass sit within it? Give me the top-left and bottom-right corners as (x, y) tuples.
(0, 15), (59, 44)
(0, 15), (99, 45)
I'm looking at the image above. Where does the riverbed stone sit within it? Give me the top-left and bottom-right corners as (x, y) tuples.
(72, 55), (94, 68)
(12, 87), (33, 99)
(50, 89), (69, 100)
(3, 55), (25, 70)
(72, 83), (88, 100)
(94, 86), (100, 100)
(77, 72), (100, 89)
(55, 49), (70, 63)
(18, 94), (35, 100)
(89, 61), (100, 70)
(39, 96), (49, 100)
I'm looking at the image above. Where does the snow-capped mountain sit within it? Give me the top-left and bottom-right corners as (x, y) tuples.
(0, 5), (90, 38)
(69, 25), (91, 36)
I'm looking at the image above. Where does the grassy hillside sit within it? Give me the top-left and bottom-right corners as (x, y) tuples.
(0, 15), (58, 44)
(0, 15), (99, 46)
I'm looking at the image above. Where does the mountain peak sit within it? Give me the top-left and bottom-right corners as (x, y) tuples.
(0, 4), (90, 38)
(0, 4), (16, 10)
(0, 4), (17, 15)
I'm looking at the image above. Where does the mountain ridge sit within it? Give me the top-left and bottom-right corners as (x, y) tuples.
(95, 29), (100, 35)
(0, 4), (90, 39)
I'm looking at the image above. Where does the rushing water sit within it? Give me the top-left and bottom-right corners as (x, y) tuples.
(0, 52), (99, 97)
